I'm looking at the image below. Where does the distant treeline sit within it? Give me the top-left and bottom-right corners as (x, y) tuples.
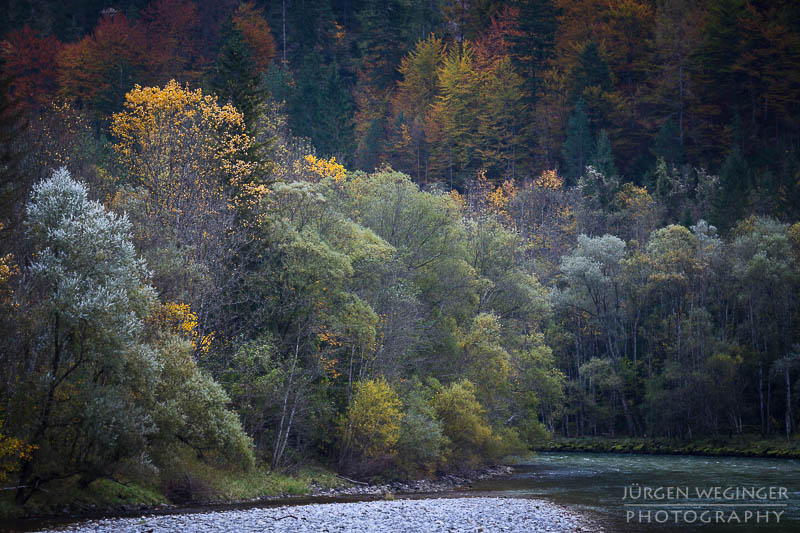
(3, 0), (800, 226)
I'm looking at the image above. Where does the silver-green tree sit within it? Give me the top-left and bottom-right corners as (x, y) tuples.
(16, 168), (156, 502)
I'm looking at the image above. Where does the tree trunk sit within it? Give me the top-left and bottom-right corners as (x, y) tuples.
(16, 313), (62, 505)
(273, 339), (300, 469)
(619, 390), (636, 437)
(786, 365), (792, 441)
(758, 359), (765, 436)
(282, 0), (287, 64)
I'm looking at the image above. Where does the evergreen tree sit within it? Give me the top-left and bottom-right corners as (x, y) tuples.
(569, 41), (614, 132)
(561, 97), (593, 185)
(211, 23), (267, 130)
(357, 118), (384, 171)
(509, 0), (560, 103)
(713, 145), (750, 231)
(691, 0), (750, 162)
(572, 41), (613, 98)
(357, 0), (411, 89)
(0, 59), (28, 235)
(289, 52), (355, 161)
(652, 117), (685, 167)
(211, 22), (275, 178)
(591, 129), (617, 178)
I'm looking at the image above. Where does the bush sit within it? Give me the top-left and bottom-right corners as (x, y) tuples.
(396, 382), (448, 476)
(339, 378), (403, 471)
(432, 380), (503, 469)
(150, 335), (255, 471)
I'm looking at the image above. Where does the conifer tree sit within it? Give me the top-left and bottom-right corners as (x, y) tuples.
(0, 59), (28, 235)
(652, 117), (685, 167)
(591, 129), (617, 178)
(289, 52), (355, 161)
(211, 23), (266, 131)
(427, 43), (481, 188)
(508, 0), (560, 103)
(713, 145), (750, 231)
(572, 41), (613, 98)
(561, 97), (593, 185)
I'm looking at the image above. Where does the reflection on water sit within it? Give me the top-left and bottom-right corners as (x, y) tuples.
(469, 452), (800, 532)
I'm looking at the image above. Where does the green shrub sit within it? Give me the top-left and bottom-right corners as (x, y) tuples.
(150, 335), (255, 471)
(396, 382), (448, 476)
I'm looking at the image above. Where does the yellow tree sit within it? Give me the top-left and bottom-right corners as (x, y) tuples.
(111, 81), (257, 345)
(427, 43), (481, 188)
(339, 378), (403, 468)
(389, 35), (445, 182)
(111, 80), (256, 231)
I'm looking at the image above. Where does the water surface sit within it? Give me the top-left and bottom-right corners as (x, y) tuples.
(469, 452), (800, 532)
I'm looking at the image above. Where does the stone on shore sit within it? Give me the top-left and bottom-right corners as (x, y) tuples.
(37, 497), (601, 532)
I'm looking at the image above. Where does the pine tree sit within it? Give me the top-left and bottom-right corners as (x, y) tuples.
(691, 0), (749, 163)
(572, 40), (613, 98)
(652, 117), (685, 167)
(561, 97), (593, 185)
(357, 0), (410, 89)
(591, 129), (617, 178)
(0, 59), (28, 235)
(713, 145), (750, 231)
(211, 22), (273, 178)
(289, 52), (355, 161)
(211, 23), (267, 131)
(569, 40), (615, 133)
(508, 0), (560, 104)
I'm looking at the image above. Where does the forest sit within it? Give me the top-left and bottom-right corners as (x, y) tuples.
(1, 0), (799, 513)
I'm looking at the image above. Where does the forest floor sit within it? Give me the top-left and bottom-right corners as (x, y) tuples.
(538, 435), (800, 458)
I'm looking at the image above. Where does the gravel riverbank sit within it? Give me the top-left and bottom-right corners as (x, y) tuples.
(35, 497), (602, 532)
(310, 466), (514, 498)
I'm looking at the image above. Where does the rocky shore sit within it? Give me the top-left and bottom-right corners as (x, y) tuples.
(309, 465), (514, 498)
(35, 497), (602, 532)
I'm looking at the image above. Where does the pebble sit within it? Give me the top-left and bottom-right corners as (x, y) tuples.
(36, 497), (602, 532)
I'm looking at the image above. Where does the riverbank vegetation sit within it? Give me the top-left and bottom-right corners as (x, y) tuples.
(1, 0), (799, 518)
(541, 436), (800, 459)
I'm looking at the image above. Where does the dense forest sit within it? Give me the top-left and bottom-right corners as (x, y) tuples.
(1, 0), (799, 511)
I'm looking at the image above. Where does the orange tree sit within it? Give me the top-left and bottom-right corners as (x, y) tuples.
(57, 12), (148, 116)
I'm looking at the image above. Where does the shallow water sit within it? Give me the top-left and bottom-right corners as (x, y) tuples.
(468, 452), (800, 532)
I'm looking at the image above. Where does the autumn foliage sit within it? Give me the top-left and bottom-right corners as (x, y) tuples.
(110, 80), (254, 224)
(232, 2), (276, 73)
(1, 26), (62, 107)
(57, 12), (148, 113)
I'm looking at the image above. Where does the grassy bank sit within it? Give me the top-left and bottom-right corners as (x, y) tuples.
(538, 436), (800, 459)
(0, 451), (345, 521)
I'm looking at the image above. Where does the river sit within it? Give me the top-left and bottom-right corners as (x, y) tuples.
(467, 452), (800, 532)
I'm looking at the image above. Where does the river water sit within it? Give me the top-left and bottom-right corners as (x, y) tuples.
(468, 452), (800, 532)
